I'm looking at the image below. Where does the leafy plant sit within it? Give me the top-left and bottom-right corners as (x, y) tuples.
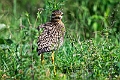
(0, 0), (120, 80)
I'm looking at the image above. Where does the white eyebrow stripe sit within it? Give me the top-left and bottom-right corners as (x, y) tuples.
(51, 15), (63, 19)
(51, 16), (56, 18)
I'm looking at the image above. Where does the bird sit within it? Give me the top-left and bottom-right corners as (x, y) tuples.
(37, 10), (65, 75)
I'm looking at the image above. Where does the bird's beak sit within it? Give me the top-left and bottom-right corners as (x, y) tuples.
(59, 15), (63, 19)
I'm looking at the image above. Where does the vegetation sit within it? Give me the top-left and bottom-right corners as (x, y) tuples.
(0, 0), (120, 80)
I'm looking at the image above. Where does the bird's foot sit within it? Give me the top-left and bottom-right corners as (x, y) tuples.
(41, 59), (45, 65)
(54, 65), (56, 76)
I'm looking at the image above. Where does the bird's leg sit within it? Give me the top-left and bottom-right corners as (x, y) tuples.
(51, 51), (54, 64)
(41, 53), (44, 64)
(51, 51), (56, 75)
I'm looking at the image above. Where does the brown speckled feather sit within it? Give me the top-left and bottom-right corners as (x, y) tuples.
(37, 14), (65, 55)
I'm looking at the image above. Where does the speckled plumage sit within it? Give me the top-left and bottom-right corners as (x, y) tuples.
(37, 10), (65, 55)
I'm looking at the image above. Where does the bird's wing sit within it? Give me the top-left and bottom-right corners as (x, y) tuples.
(37, 22), (51, 35)
(37, 22), (54, 54)
(37, 22), (65, 55)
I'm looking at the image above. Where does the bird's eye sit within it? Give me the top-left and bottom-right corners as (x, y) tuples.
(52, 14), (56, 16)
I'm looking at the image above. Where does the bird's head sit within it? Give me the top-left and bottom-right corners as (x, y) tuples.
(51, 10), (63, 22)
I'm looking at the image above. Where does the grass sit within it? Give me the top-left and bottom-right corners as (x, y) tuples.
(0, 0), (120, 80)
